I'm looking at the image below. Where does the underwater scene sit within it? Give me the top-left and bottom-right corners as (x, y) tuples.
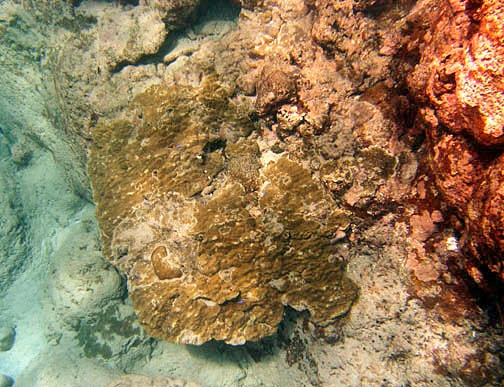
(0, 0), (503, 386)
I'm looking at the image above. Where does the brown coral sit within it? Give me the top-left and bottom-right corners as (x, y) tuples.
(255, 68), (297, 116)
(88, 76), (357, 345)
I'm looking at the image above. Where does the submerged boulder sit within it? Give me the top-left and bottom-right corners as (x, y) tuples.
(0, 326), (15, 352)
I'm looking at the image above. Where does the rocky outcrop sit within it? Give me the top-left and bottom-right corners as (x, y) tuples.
(2, 0), (504, 384)
(82, 0), (423, 346)
(406, 0), (504, 281)
(86, 0), (424, 346)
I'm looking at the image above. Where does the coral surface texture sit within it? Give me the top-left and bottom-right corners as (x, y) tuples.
(1, 0), (504, 385)
(89, 78), (357, 345)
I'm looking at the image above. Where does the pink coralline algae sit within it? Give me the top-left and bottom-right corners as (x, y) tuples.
(406, 0), (504, 281)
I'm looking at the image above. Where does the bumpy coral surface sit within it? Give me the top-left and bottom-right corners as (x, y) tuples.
(1, 0), (498, 383)
(87, 0), (418, 347)
(407, 0), (504, 280)
(88, 76), (357, 345)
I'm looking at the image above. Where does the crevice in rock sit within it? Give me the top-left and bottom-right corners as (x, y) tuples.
(111, 0), (240, 74)
(197, 0), (240, 21)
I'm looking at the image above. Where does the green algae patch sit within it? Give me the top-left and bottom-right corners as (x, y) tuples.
(88, 75), (357, 345)
(76, 304), (142, 359)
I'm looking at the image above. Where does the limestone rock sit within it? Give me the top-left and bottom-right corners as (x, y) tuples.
(0, 173), (27, 291)
(310, 0), (390, 91)
(0, 326), (15, 351)
(54, 1), (171, 141)
(406, 0), (504, 280)
(88, 75), (357, 345)
(48, 206), (124, 326)
(244, 2), (354, 134)
(139, 0), (200, 26)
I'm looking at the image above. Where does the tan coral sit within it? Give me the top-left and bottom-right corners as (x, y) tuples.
(89, 76), (357, 345)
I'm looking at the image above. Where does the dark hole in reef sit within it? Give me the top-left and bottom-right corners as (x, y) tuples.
(411, 131), (425, 152)
(185, 307), (303, 363)
(357, 0), (395, 17)
(203, 138), (226, 154)
(184, 308), (323, 383)
(197, 0), (241, 22)
(460, 256), (504, 332)
(117, 0), (140, 6)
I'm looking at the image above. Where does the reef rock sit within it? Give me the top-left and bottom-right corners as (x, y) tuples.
(407, 0), (504, 280)
(139, 0), (200, 26)
(107, 374), (201, 387)
(309, 0), (391, 91)
(89, 75), (357, 345)
(0, 326), (15, 352)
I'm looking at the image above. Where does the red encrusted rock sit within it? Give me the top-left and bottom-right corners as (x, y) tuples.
(408, 0), (504, 146)
(466, 154), (504, 280)
(428, 131), (483, 213)
(407, 0), (504, 280)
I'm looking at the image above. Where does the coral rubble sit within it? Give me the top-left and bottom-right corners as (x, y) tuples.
(107, 374), (201, 387)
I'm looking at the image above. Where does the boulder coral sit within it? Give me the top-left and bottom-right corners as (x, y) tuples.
(88, 75), (357, 345)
